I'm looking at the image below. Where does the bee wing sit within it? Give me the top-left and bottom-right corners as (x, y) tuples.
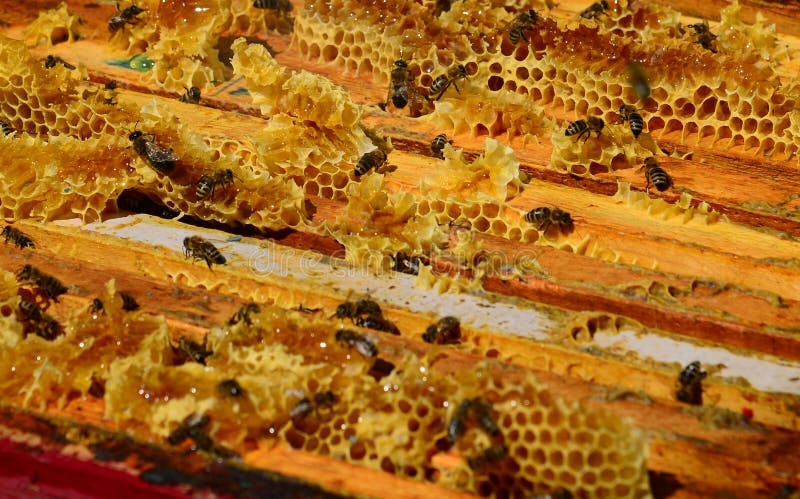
(194, 235), (232, 247)
(143, 140), (179, 163)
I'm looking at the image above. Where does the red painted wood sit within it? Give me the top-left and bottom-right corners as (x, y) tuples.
(0, 438), (189, 499)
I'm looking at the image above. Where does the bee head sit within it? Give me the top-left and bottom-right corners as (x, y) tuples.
(335, 304), (349, 318)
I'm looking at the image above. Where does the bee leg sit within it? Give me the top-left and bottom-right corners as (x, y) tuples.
(539, 220), (552, 235)
(434, 80), (453, 101)
(452, 80), (461, 93)
(577, 129), (589, 143)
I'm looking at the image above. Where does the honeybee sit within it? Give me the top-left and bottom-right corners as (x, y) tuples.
(467, 443), (508, 470)
(229, 303), (260, 326)
(579, 0), (609, 20)
(433, 0), (451, 16)
(218, 379), (244, 397)
(640, 157), (671, 192)
(19, 299), (44, 322)
(290, 390), (338, 419)
(524, 207), (575, 236)
(355, 315), (401, 335)
(447, 399), (472, 442)
(565, 116), (604, 142)
(177, 336), (212, 364)
(18, 300), (61, 340)
(447, 397), (499, 442)
(17, 265), (68, 302)
(183, 236), (226, 269)
(88, 376), (106, 398)
(676, 360), (707, 405)
(335, 329), (377, 357)
(2, 225), (35, 249)
(196, 169), (234, 201)
(505, 10), (540, 44)
(120, 291), (139, 311)
(108, 3), (145, 33)
(89, 298), (105, 316)
(44, 55), (75, 70)
(168, 413), (211, 447)
(168, 414), (238, 458)
(687, 21), (718, 53)
(616, 105), (644, 138)
(422, 316), (461, 344)
(386, 59), (411, 109)
(253, 0), (292, 11)
(354, 149), (388, 177)
(1, 120), (13, 135)
(471, 397), (499, 435)
(430, 133), (450, 159)
(430, 64), (468, 101)
(626, 62), (650, 100)
(336, 296), (382, 321)
(180, 86), (201, 104)
(129, 130), (178, 174)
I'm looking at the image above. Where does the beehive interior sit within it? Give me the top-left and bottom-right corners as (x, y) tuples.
(294, 0), (796, 164)
(0, 0), (798, 496)
(0, 271), (650, 497)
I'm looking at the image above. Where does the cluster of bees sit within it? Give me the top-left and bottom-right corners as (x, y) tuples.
(447, 397), (507, 470)
(362, 1), (727, 242)
(0, 0), (726, 484)
(2, 215), (712, 477)
(1, 224), (225, 346)
(2, 225), (141, 341)
(127, 127), (238, 204)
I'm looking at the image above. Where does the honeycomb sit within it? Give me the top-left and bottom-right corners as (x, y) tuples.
(612, 182), (728, 225)
(24, 2), (82, 47)
(416, 139), (536, 242)
(0, 35), (99, 140)
(550, 120), (661, 176)
(0, 277), (170, 411)
(330, 173), (448, 270)
(0, 97), (307, 229)
(563, 311), (638, 344)
(293, 0), (799, 165)
(1, 0), (789, 494)
(0, 280), (650, 497)
(0, 34), (392, 229)
(229, 38), (373, 201)
(112, 0), (293, 90)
